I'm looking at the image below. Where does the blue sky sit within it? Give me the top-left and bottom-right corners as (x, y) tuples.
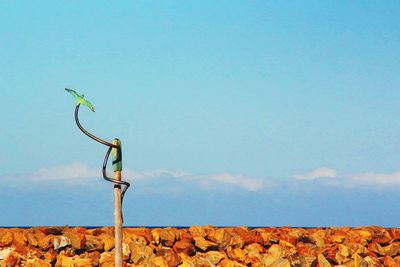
(1, 1), (400, 227)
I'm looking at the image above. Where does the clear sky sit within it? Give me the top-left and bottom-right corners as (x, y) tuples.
(1, 1), (400, 227)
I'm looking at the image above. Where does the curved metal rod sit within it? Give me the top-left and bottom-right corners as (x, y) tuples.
(74, 105), (119, 148)
(74, 104), (131, 220)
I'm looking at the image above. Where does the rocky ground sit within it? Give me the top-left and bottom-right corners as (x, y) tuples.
(0, 226), (399, 266)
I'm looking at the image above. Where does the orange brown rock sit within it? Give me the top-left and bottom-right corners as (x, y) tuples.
(0, 226), (398, 266)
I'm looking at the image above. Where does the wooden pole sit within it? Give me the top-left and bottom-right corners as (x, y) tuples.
(114, 170), (123, 267)
(112, 138), (123, 267)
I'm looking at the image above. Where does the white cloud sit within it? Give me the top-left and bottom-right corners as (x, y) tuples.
(1, 163), (266, 192)
(30, 162), (100, 183)
(197, 172), (265, 192)
(293, 167), (338, 180)
(128, 169), (266, 192)
(126, 169), (190, 181)
(293, 167), (400, 187)
(349, 171), (400, 186)
(5, 163), (400, 191)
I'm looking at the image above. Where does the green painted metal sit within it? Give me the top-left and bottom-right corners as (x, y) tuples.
(65, 88), (96, 112)
(112, 138), (122, 172)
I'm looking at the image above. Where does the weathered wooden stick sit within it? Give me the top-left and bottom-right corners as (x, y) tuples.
(114, 170), (123, 267)
(112, 138), (123, 267)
